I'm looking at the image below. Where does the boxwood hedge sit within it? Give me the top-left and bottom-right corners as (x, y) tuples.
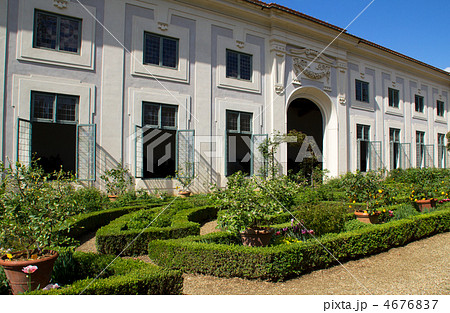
(59, 201), (168, 239)
(96, 204), (218, 256)
(29, 252), (183, 295)
(148, 207), (450, 281)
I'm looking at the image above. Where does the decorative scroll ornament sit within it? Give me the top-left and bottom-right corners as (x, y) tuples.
(53, 0), (69, 9)
(291, 48), (333, 92)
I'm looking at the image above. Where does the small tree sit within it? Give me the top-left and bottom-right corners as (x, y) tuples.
(100, 162), (133, 196)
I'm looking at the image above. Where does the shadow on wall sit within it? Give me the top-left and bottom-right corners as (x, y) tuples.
(81, 144), (219, 195)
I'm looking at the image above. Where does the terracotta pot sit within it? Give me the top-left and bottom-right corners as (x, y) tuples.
(354, 211), (381, 224)
(240, 227), (274, 247)
(178, 191), (191, 198)
(108, 195), (118, 202)
(415, 199), (436, 212)
(0, 250), (59, 295)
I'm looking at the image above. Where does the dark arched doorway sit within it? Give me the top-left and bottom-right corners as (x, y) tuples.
(287, 98), (323, 177)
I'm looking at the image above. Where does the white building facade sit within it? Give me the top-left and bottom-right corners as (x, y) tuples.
(1, 0), (449, 193)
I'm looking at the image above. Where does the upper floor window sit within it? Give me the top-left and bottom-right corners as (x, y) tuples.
(226, 50), (252, 81)
(415, 95), (424, 113)
(388, 88), (399, 108)
(143, 33), (179, 69)
(355, 80), (369, 103)
(437, 100), (445, 117)
(33, 10), (81, 54)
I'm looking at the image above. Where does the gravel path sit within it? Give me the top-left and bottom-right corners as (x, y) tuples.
(183, 232), (450, 295)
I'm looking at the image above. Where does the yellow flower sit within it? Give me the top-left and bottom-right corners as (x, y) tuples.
(442, 192), (445, 195)
(383, 209), (386, 212)
(378, 189), (383, 194)
(6, 253), (13, 259)
(353, 200), (356, 203)
(349, 205), (352, 208)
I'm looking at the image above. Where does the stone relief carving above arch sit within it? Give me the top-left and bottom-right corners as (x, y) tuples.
(53, 0), (69, 9)
(290, 48), (334, 92)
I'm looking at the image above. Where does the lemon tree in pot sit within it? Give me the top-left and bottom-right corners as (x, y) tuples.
(100, 162), (133, 201)
(210, 172), (298, 247)
(341, 170), (392, 224)
(0, 161), (77, 294)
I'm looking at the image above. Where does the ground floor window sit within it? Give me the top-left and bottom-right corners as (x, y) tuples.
(357, 124), (370, 172)
(390, 128), (401, 170)
(226, 110), (252, 176)
(30, 91), (78, 174)
(416, 131), (425, 168)
(438, 133), (446, 168)
(141, 102), (178, 179)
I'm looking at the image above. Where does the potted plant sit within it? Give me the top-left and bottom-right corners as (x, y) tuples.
(409, 183), (437, 212)
(341, 170), (391, 224)
(0, 161), (77, 294)
(100, 162), (133, 201)
(176, 162), (196, 197)
(210, 172), (297, 247)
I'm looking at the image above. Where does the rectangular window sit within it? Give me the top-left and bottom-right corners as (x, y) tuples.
(355, 80), (369, 103)
(33, 10), (81, 53)
(389, 128), (401, 169)
(142, 102), (178, 179)
(357, 124), (370, 172)
(226, 110), (252, 176)
(226, 50), (252, 81)
(438, 133), (446, 168)
(388, 88), (399, 108)
(416, 131), (425, 168)
(437, 100), (445, 117)
(143, 33), (179, 69)
(31, 91), (78, 123)
(415, 95), (424, 113)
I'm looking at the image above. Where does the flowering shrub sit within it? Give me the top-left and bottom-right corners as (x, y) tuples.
(272, 219), (314, 245)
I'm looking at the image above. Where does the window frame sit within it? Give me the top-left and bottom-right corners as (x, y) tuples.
(355, 79), (370, 103)
(143, 32), (179, 70)
(415, 94), (425, 113)
(437, 100), (445, 117)
(31, 91), (79, 125)
(33, 9), (82, 55)
(388, 88), (400, 108)
(142, 102), (178, 130)
(225, 49), (253, 81)
(226, 110), (253, 134)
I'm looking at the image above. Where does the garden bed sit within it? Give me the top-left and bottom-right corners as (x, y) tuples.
(96, 204), (218, 256)
(148, 207), (450, 281)
(27, 251), (183, 295)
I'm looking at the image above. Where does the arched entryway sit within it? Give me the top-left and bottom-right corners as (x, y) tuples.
(287, 98), (323, 176)
(285, 86), (339, 178)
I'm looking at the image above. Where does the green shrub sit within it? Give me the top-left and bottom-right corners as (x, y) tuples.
(29, 252), (183, 295)
(0, 267), (9, 295)
(391, 203), (420, 220)
(72, 187), (109, 213)
(343, 219), (372, 232)
(293, 201), (348, 236)
(96, 204), (218, 256)
(148, 207), (450, 281)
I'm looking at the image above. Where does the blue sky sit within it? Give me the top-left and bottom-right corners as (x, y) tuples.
(273, 0), (450, 72)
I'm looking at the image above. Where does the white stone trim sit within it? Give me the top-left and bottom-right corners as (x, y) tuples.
(16, 0), (96, 70)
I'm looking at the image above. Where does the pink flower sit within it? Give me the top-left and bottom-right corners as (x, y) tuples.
(43, 283), (60, 290)
(22, 265), (38, 274)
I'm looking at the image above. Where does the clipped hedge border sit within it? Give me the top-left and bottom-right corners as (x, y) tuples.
(96, 205), (218, 256)
(60, 201), (168, 239)
(148, 207), (450, 281)
(29, 252), (183, 295)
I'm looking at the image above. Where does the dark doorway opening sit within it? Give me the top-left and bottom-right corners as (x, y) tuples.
(31, 122), (76, 173)
(287, 98), (323, 176)
(143, 128), (176, 179)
